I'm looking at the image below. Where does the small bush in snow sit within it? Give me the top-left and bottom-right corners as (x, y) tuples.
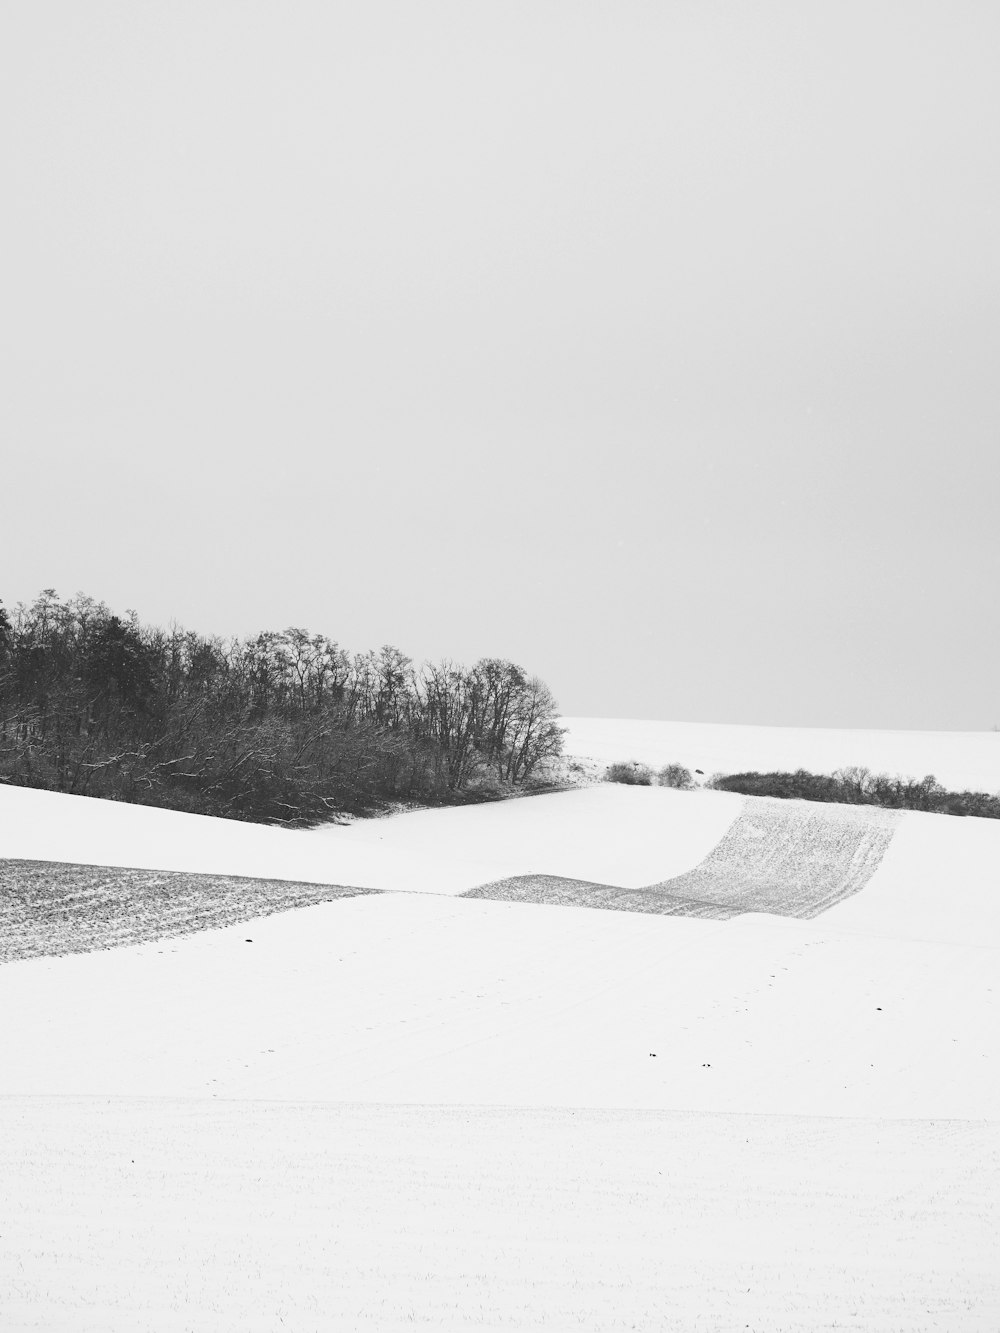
(605, 760), (654, 786)
(658, 763), (694, 789)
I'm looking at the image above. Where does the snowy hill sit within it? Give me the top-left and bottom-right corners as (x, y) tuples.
(560, 714), (1000, 792)
(1, 716), (998, 1330)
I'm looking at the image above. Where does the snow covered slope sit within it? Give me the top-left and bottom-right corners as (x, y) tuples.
(561, 714), (1000, 792)
(1, 717), (998, 1331)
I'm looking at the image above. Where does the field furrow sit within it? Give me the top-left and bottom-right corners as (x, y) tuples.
(2, 799), (904, 965)
(0, 860), (379, 965)
(464, 801), (900, 919)
(653, 801), (900, 917)
(462, 873), (737, 917)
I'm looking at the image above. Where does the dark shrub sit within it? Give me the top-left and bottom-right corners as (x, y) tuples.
(706, 768), (1000, 819)
(708, 769), (845, 802)
(605, 760), (654, 786)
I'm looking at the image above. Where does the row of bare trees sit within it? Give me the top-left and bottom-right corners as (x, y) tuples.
(0, 591), (565, 823)
(707, 766), (1000, 818)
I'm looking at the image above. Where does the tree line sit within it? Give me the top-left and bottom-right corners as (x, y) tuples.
(707, 767), (1000, 819)
(603, 758), (1000, 818)
(0, 590), (565, 823)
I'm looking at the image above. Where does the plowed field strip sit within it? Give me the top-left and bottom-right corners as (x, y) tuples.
(0, 860), (379, 965)
(462, 873), (737, 917)
(1, 802), (900, 963)
(656, 803), (900, 918)
(463, 803), (900, 920)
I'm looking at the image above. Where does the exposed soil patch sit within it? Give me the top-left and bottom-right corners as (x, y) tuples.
(655, 801), (899, 918)
(1, 801), (900, 964)
(463, 802), (899, 920)
(0, 860), (379, 965)
(462, 874), (736, 918)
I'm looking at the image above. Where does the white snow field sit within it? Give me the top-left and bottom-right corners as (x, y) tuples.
(560, 714), (1000, 794)
(1, 720), (999, 1330)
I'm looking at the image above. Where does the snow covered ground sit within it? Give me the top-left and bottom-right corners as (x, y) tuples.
(560, 714), (1000, 793)
(1, 718), (998, 1330)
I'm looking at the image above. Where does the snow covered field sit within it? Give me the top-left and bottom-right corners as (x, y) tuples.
(560, 715), (1000, 794)
(1, 718), (998, 1330)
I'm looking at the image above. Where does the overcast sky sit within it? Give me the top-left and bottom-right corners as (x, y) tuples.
(3, 1), (998, 729)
